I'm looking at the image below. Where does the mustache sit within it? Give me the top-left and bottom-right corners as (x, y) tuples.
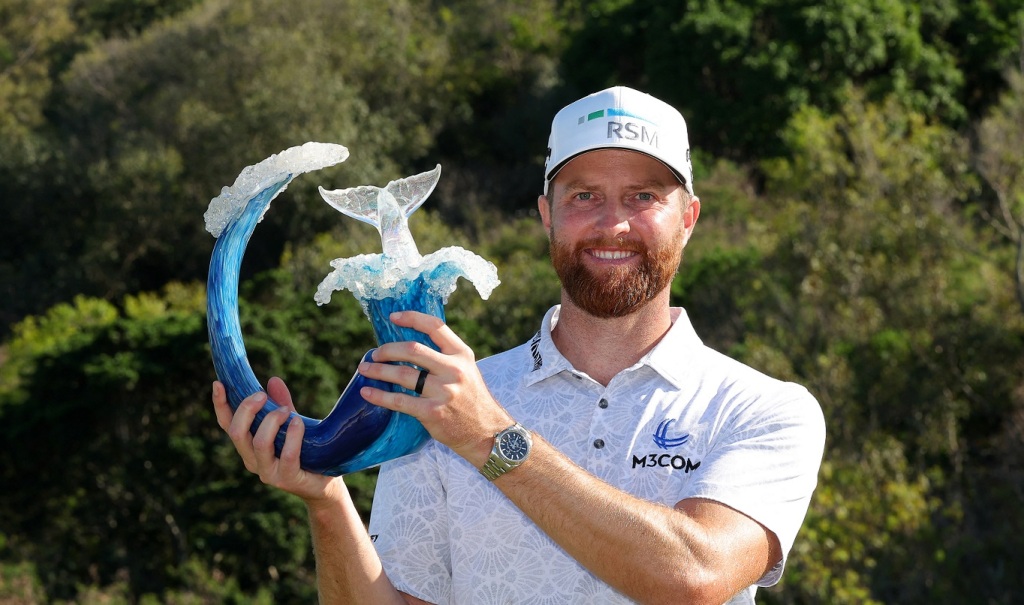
(572, 237), (647, 254)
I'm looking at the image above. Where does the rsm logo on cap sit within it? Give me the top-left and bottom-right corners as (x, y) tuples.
(607, 121), (659, 148)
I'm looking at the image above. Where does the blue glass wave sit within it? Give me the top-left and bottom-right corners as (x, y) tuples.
(207, 175), (435, 475)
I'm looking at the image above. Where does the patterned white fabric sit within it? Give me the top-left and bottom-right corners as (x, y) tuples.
(369, 306), (825, 605)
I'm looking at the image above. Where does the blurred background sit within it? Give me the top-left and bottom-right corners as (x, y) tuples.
(1, 0), (1022, 603)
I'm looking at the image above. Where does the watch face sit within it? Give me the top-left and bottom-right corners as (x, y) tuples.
(499, 431), (530, 461)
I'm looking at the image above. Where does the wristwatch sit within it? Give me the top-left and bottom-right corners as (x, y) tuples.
(479, 423), (533, 481)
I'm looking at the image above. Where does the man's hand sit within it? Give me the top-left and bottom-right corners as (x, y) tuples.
(212, 377), (344, 507)
(355, 311), (514, 469)
(213, 378), (427, 604)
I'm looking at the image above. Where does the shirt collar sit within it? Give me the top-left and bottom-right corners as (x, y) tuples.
(523, 306), (704, 389)
(523, 306), (575, 386)
(642, 307), (705, 389)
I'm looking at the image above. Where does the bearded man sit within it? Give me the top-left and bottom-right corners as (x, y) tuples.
(214, 86), (826, 605)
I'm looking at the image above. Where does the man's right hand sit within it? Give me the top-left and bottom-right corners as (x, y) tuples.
(212, 377), (345, 506)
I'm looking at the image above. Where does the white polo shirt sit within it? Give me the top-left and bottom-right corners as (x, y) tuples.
(369, 306), (825, 605)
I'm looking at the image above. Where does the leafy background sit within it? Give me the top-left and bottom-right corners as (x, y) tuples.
(1, 0), (1023, 603)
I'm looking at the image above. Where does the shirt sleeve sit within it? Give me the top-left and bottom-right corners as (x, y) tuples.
(368, 440), (452, 604)
(686, 385), (826, 586)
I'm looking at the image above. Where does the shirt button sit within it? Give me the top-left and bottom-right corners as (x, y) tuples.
(593, 439), (605, 449)
(598, 398), (609, 409)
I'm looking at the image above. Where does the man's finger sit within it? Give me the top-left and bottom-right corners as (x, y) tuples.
(225, 391), (269, 470)
(389, 311), (468, 356)
(359, 360), (429, 393)
(252, 406), (291, 471)
(267, 376), (295, 412)
(360, 385), (416, 416)
(279, 416), (305, 468)
(212, 381), (234, 431)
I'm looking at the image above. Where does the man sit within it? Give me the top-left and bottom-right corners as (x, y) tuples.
(214, 86), (826, 605)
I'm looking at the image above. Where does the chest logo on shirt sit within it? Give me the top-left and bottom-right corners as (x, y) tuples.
(631, 419), (702, 472)
(653, 419), (689, 449)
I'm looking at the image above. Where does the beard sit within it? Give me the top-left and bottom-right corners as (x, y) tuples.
(549, 232), (683, 318)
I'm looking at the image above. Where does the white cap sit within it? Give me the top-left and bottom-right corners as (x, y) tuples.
(543, 86), (693, 196)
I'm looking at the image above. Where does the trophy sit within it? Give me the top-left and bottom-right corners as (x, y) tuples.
(205, 143), (498, 475)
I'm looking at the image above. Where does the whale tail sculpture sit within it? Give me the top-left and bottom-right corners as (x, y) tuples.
(318, 165), (441, 269)
(318, 165), (440, 227)
(206, 145), (496, 476)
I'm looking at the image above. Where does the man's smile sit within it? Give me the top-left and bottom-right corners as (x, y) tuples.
(587, 248), (639, 261)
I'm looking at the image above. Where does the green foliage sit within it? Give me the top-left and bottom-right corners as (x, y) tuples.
(0, 0), (77, 329)
(1, 0), (1023, 602)
(0, 0), (562, 335)
(0, 296), (119, 402)
(668, 89), (1024, 604)
(751, 93), (1022, 603)
(558, 0), (1023, 159)
(428, 0), (563, 217)
(71, 0), (204, 39)
(0, 0), (74, 153)
(0, 557), (44, 603)
(770, 441), (938, 605)
(759, 90), (1008, 455)
(0, 205), (556, 602)
(0, 284), (318, 602)
(976, 69), (1024, 315)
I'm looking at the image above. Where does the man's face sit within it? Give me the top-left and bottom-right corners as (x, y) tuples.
(540, 149), (700, 318)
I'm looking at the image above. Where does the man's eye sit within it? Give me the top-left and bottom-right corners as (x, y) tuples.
(575, 192), (593, 201)
(637, 192), (654, 201)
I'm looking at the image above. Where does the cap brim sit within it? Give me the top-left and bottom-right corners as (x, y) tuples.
(544, 147), (689, 191)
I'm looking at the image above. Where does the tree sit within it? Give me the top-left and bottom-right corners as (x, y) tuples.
(558, 0), (1024, 161)
(0, 202), (557, 602)
(976, 69), (1024, 316)
(0, 0), (565, 337)
(70, 0), (204, 39)
(0, 281), (359, 601)
(49, 0), (456, 305)
(669, 87), (1023, 602)
(0, 0), (76, 330)
(733, 90), (1024, 603)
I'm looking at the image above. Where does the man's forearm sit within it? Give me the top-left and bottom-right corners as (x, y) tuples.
(493, 434), (774, 605)
(307, 487), (409, 605)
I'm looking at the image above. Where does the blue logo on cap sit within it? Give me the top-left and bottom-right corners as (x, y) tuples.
(577, 108), (654, 126)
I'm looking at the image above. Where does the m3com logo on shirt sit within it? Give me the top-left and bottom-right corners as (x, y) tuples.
(632, 419), (702, 473)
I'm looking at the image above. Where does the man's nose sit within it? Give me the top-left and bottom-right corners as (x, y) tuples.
(595, 201), (630, 236)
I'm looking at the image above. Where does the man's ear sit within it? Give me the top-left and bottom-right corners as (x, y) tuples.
(680, 196), (701, 248)
(538, 193), (552, 237)
(684, 196), (700, 230)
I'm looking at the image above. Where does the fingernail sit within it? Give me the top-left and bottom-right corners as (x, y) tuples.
(391, 311), (403, 321)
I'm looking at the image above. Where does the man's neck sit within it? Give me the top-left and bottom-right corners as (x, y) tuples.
(549, 294), (674, 386)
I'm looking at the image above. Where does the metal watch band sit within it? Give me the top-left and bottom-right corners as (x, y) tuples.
(480, 456), (516, 481)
